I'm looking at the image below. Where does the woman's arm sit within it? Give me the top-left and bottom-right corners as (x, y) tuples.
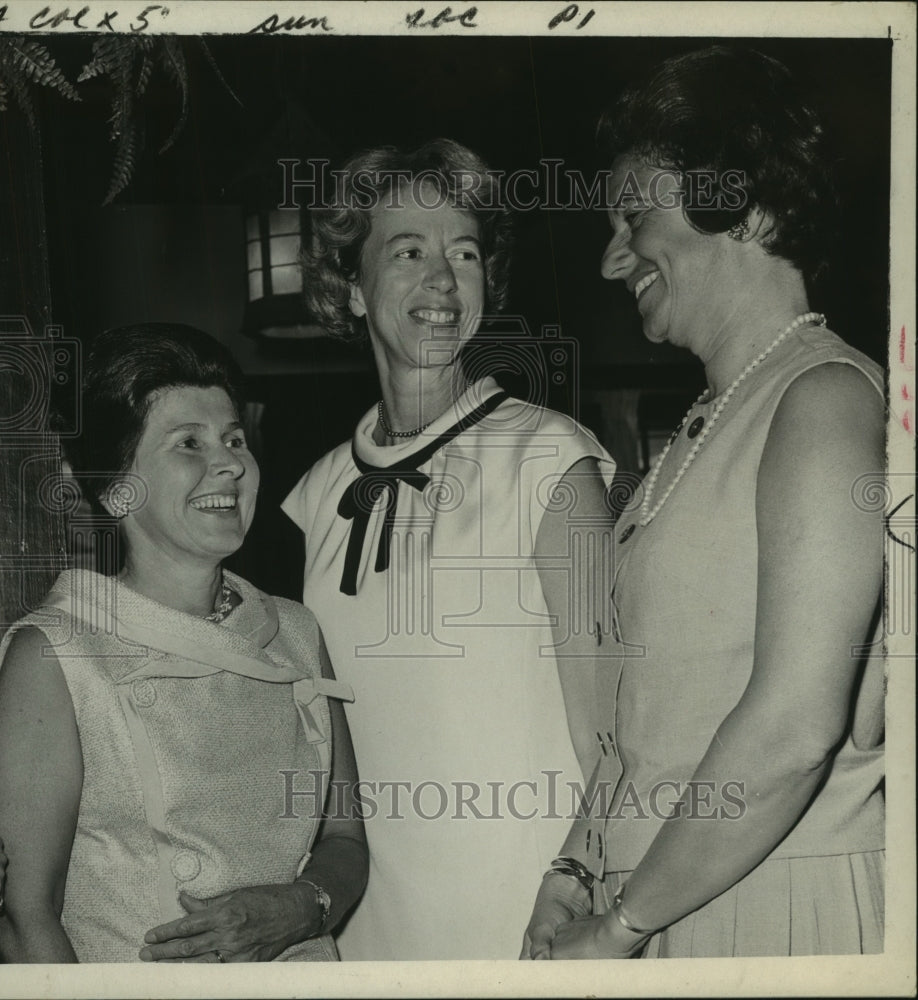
(0, 627), (82, 963)
(522, 457), (616, 956)
(547, 363), (886, 957)
(289, 630), (369, 932)
(140, 629), (368, 962)
(535, 456), (616, 780)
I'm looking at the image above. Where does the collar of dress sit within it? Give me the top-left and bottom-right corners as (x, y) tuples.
(336, 377), (510, 596)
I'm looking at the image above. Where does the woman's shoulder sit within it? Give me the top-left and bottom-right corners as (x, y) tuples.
(0, 573), (81, 659)
(265, 597), (324, 669)
(292, 438), (355, 491)
(269, 593), (319, 629)
(792, 326), (884, 394)
(281, 438), (356, 533)
(476, 395), (604, 447)
(224, 573), (322, 652)
(761, 360), (885, 498)
(0, 624), (70, 713)
(750, 326), (885, 456)
(772, 361), (885, 443)
(487, 394), (584, 430)
(1, 623), (57, 668)
(473, 395), (615, 474)
(776, 326), (885, 427)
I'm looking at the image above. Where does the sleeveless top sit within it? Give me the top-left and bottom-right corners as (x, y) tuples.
(283, 376), (617, 959)
(0, 569), (353, 962)
(570, 326), (886, 877)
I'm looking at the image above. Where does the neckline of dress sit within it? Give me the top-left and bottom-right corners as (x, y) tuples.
(50, 567), (275, 649)
(353, 375), (503, 464)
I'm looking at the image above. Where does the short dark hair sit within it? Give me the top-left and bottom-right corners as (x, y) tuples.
(301, 138), (513, 341)
(598, 45), (837, 282)
(65, 323), (246, 511)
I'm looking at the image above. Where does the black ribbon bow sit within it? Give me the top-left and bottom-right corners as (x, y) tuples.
(336, 391), (509, 596)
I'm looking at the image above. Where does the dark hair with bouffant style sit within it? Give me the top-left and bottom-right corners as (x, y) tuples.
(598, 45), (838, 283)
(64, 323), (246, 514)
(301, 138), (514, 342)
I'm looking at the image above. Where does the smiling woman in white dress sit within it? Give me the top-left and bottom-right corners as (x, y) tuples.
(0, 324), (367, 963)
(283, 139), (617, 959)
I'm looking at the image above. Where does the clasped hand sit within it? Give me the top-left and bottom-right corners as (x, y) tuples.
(139, 882), (320, 963)
(522, 874), (648, 960)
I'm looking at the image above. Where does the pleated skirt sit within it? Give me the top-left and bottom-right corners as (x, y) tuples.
(599, 851), (885, 957)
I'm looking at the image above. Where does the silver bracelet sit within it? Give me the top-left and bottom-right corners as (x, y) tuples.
(545, 856), (594, 894)
(610, 885), (655, 937)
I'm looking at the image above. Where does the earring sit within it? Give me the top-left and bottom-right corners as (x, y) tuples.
(107, 488), (131, 519)
(727, 218), (750, 241)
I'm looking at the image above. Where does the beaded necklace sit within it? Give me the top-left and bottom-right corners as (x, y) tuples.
(203, 580), (235, 623)
(377, 378), (475, 440)
(639, 312), (827, 527)
(377, 400), (430, 438)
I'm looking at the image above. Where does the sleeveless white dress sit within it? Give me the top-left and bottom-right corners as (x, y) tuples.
(283, 377), (616, 959)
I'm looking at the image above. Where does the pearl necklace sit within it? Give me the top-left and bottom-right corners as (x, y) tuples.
(377, 400), (431, 438)
(639, 312), (827, 527)
(377, 379), (475, 439)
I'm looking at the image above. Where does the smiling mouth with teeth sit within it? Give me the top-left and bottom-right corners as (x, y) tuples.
(189, 494), (238, 511)
(410, 309), (460, 325)
(634, 272), (661, 299)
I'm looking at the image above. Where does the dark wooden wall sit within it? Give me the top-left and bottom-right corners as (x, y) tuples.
(0, 103), (66, 629)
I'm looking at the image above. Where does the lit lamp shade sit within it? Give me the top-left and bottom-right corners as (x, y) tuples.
(244, 207), (322, 340)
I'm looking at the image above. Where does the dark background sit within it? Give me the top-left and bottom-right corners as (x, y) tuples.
(28, 33), (893, 598)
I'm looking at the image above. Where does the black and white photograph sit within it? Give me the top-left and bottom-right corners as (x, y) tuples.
(0, 2), (914, 997)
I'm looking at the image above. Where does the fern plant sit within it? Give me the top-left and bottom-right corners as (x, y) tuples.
(0, 36), (81, 127)
(76, 34), (192, 203)
(0, 35), (238, 204)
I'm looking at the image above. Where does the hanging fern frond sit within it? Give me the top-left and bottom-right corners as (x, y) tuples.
(135, 51), (154, 99)
(157, 36), (189, 154)
(76, 39), (112, 83)
(0, 37), (80, 102)
(103, 119), (140, 206)
(106, 35), (135, 141)
(0, 59), (39, 131)
(1, 34), (236, 205)
(73, 34), (194, 199)
(199, 39), (244, 109)
(159, 36), (188, 90)
(76, 34), (134, 85)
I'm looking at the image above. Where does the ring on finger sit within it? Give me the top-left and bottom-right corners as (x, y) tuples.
(214, 950), (226, 963)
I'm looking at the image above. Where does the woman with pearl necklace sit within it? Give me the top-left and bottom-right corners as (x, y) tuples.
(525, 45), (886, 960)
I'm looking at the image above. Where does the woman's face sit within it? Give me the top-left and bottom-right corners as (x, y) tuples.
(349, 183), (485, 369)
(600, 154), (732, 351)
(117, 385), (259, 567)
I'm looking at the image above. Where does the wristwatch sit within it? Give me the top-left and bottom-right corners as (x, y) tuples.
(301, 879), (332, 934)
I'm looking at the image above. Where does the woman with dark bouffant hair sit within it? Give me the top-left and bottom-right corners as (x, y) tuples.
(283, 138), (617, 959)
(525, 45), (886, 959)
(0, 324), (367, 964)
